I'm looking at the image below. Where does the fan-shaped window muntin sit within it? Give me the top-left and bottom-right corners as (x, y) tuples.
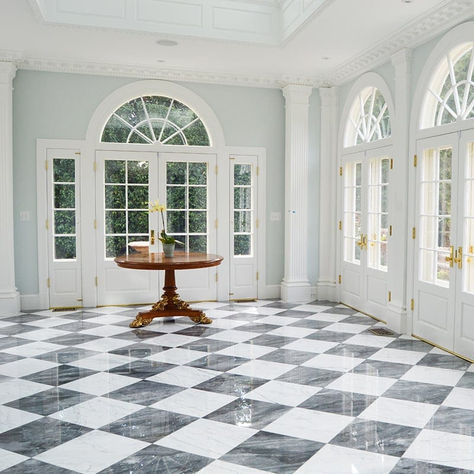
(423, 42), (474, 129)
(345, 87), (391, 147)
(101, 95), (211, 146)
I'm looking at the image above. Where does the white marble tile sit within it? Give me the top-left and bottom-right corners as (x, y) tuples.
(0, 448), (28, 471)
(27, 317), (71, 328)
(148, 365), (217, 387)
(302, 354), (364, 372)
(156, 418), (256, 459)
(208, 330), (258, 343)
(203, 319), (247, 329)
(216, 343), (275, 359)
(323, 322), (370, 334)
(403, 429), (474, 471)
(296, 444), (398, 474)
(50, 396), (142, 429)
(264, 407), (353, 443)
(359, 397), (438, 428)
(80, 325), (129, 337)
(429, 347), (449, 355)
(291, 304), (332, 313)
(68, 353), (133, 371)
(17, 328), (70, 341)
(194, 302), (232, 310)
(0, 320), (15, 328)
(268, 326), (316, 338)
(0, 358), (59, 377)
(443, 387), (474, 410)
(245, 380), (321, 406)
(327, 373), (396, 396)
(282, 338), (338, 354)
(146, 333), (199, 347)
(152, 388), (235, 417)
(228, 359), (294, 380)
(74, 337), (133, 352)
(3, 341), (64, 357)
(0, 379), (49, 404)
(254, 315), (298, 326)
(61, 372), (137, 396)
(369, 348), (426, 365)
(147, 348), (205, 365)
(199, 460), (270, 474)
(33, 309), (81, 317)
(144, 322), (192, 333)
(0, 405), (42, 433)
(85, 314), (132, 325)
(401, 365), (464, 386)
(35, 430), (148, 474)
(468, 364), (474, 373)
(345, 333), (395, 348)
(237, 307), (286, 316)
(204, 309), (239, 318)
(307, 313), (347, 322)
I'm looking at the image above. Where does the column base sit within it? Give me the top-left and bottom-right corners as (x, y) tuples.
(385, 302), (408, 334)
(0, 290), (20, 315)
(280, 281), (312, 303)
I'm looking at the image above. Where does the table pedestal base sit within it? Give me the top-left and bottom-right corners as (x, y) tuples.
(129, 268), (212, 328)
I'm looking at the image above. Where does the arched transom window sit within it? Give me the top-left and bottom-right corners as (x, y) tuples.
(345, 87), (391, 147)
(422, 42), (474, 129)
(101, 95), (210, 146)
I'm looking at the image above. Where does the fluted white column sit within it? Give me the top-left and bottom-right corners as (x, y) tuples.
(0, 62), (20, 315)
(280, 84), (312, 302)
(317, 87), (338, 301)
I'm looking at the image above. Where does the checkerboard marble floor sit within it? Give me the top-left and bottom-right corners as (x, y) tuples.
(1, 300), (474, 473)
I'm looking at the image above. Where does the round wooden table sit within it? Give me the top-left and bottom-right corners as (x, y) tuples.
(114, 252), (223, 328)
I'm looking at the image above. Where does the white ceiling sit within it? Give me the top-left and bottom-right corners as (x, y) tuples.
(0, 0), (473, 87)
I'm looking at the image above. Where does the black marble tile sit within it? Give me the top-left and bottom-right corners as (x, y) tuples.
(385, 338), (433, 352)
(457, 372), (474, 389)
(222, 431), (323, 474)
(330, 419), (420, 457)
(44, 333), (101, 346)
(0, 324), (38, 336)
(258, 349), (314, 365)
(6, 387), (94, 415)
(299, 388), (377, 416)
(0, 337), (31, 350)
(174, 325), (223, 337)
(391, 457), (471, 473)
(109, 359), (176, 379)
(205, 398), (290, 429)
(112, 329), (165, 341)
(109, 342), (171, 358)
(23, 364), (97, 386)
(326, 343), (379, 359)
(305, 330), (353, 342)
(195, 372), (267, 396)
(263, 302), (299, 309)
(289, 319), (332, 330)
(107, 380), (184, 405)
(57, 311), (103, 321)
(352, 360), (412, 379)
(0, 352), (24, 364)
(0, 417), (91, 457)
(2, 314), (48, 324)
(187, 353), (248, 372)
(276, 366), (342, 387)
(99, 445), (213, 474)
(234, 323), (281, 333)
(273, 310), (315, 318)
(178, 338), (235, 353)
(340, 315), (376, 326)
(100, 407), (196, 442)
(224, 312), (267, 322)
(307, 300), (339, 307)
(34, 348), (100, 364)
(321, 307), (356, 315)
(417, 353), (471, 371)
(5, 459), (76, 474)
(249, 334), (297, 348)
(427, 406), (474, 436)
(53, 321), (103, 332)
(383, 380), (453, 404)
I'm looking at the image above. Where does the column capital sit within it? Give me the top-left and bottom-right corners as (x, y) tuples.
(282, 84), (313, 104)
(0, 62), (17, 85)
(319, 87), (338, 107)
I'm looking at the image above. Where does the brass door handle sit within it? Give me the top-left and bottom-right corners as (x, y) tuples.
(356, 235), (367, 250)
(445, 246), (454, 268)
(454, 247), (463, 269)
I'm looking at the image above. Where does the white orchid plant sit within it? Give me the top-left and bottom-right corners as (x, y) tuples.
(148, 200), (183, 245)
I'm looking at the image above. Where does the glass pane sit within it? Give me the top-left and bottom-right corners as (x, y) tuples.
(189, 211), (207, 233)
(438, 217), (451, 249)
(54, 210), (75, 234)
(421, 183), (437, 215)
(381, 185), (388, 213)
(106, 236), (126, 258)
(105, 185), (125, 209)
(105, 211), (126, 234)
(128, 211), (148, 234)
(166, 134), (185, 145)
(234, 188), (251, 210)
(128, 186), (148, 209)
(189, 235), (207, 253)
(420, 249), (435, 283)
(354, 213), (361, 239)
(115, 98), (147, 127)
(167, 187), (186, 209)
(439, 148), (452, 180)
(184, 120), (210, 146)
(437, 252), (450, 284)
(143, 96), (171, 119)
(422, 149), (436, 181)
(381, 159), (389, 184)
(55, 237), (76, 260)
(101, 115), (131, 143)
(129, 132), (148, 144)
(234, 164), (251, 185)
(167, 162), (187, 184)
(105, 160), (126, 183)
(161, 124), (182, 144)
(168, 100), (197, 128)
(167, 211), (186, 233)
(54, 184), (75, 209)
(189, 163), (207, 185)
(53, 159), (75, 182)
(171, 235), (187, 250)
(439, 182), (451, 215)
(344, 188), (354, 212)
(128, 161), (149, 184)
(234, 235), (251, 256)
(420, 216), (437, 249)
(234, 211), (252, 233)
(356, 163), (362, 186)
(189, 187), (206, 209)
(355, 188), (361, 212)
(380, 242), (387, 267)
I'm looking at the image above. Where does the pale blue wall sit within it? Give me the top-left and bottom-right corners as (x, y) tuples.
(13, 71), (298, 295)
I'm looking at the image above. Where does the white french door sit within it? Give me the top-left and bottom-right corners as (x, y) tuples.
(229, 156), (258, 300)
(414, 131), (474, 360)
(158, 152), (217, 302)
(96, 151), (158, 305)
(46, 149), (82, 308)
(341, 148), (391, 317)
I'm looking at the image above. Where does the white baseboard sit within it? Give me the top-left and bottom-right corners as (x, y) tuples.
(385, 303), (408, 334)
(280, 281), (313, 303)
(0, 290), (20, 315)
(315, 282), (338, 302)
(259, 284), (281, 299)
(20, 294), (44, 312)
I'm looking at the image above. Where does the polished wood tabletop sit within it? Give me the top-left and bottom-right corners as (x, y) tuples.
(114, 252), (223, 271)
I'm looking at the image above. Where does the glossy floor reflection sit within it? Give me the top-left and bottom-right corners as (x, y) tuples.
(0, 300), (473, 473)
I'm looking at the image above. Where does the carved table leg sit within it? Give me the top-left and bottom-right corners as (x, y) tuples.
(129, 268), (213, 328)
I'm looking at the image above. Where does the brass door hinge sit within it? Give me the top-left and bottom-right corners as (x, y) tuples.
(74, 152), (81, 155)
(215, 273), (218, 282)
(45, 160), (48, 171)
(93, 161), (97, 172)
(412, 227), (416, 239)
(389, 225), (393, 236)
(214, 219), (218, 229)
(95, 276), (98, 287)
(339, 166), (343, 176)
(413, 154), (417, 167)
(256, 271), (260, 281)
(410, 298), (415, 311)
(338, 274), (342, 284)
(215, 165), (218, 175)
(45, 219), (49, 230)
(338, 221), (342, 231)
(94, 219), (97, 229)
(390, 158), (394, 169)
(256, 166), (260, 176)
(388, 291), (392, 302)
(256, 219), (259, 229)
(47, 278), (50, 288)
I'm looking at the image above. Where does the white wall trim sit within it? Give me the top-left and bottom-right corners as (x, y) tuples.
(20, 294), (42, 312)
